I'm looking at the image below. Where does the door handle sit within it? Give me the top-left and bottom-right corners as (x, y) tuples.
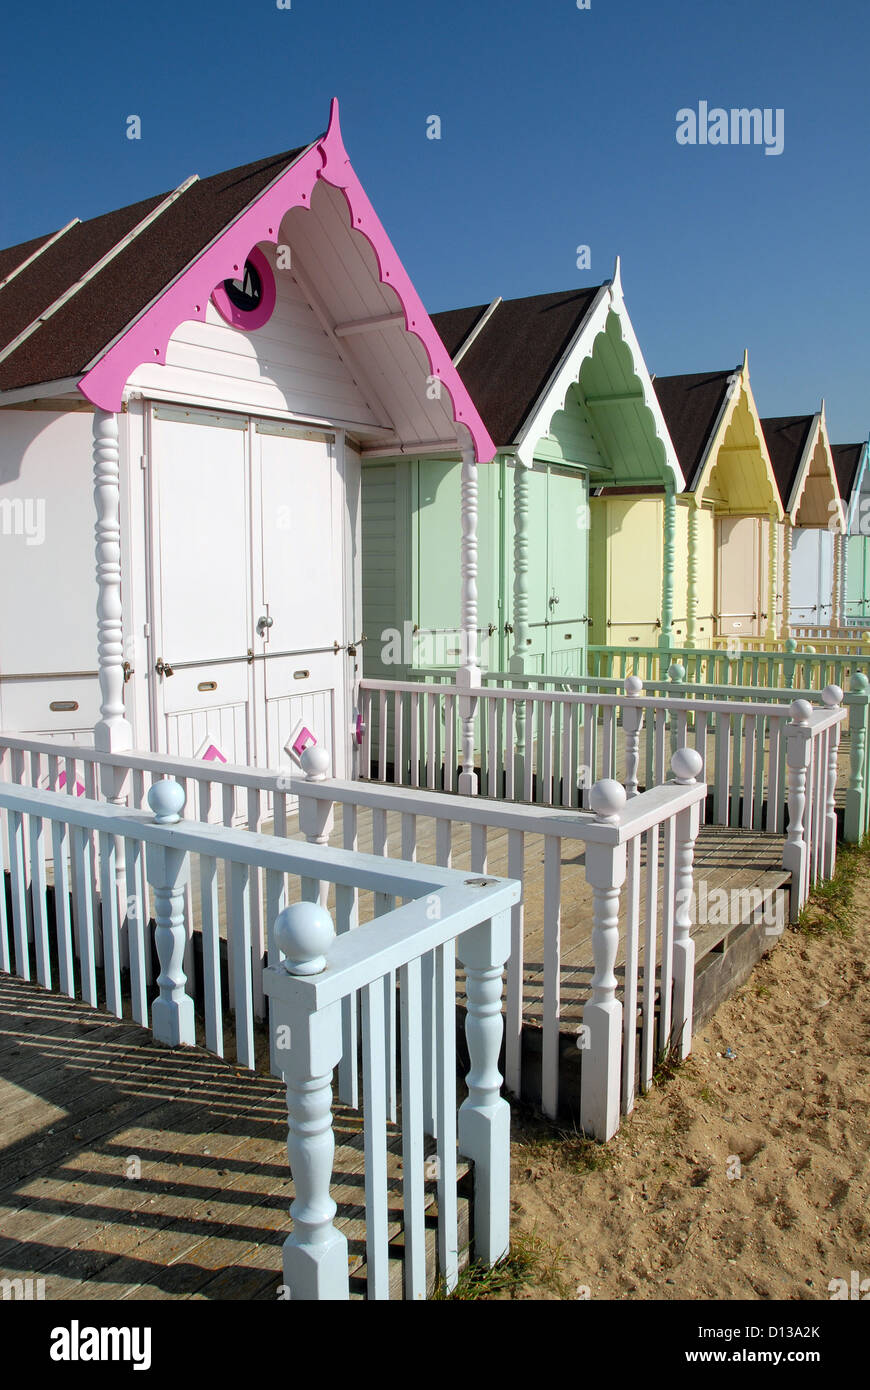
(256, 615), (274, 637)
(155, 658), (174, 678)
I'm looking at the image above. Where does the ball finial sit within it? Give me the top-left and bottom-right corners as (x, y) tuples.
(671, 747), (703, 784)
(589, 778), (627, 822)
(790, 698), (813, 724)
(784, 637), (797, 653)
(850, 672), (870, 694)
(668, 661), (686, 682)
(821, 683), (843, 708)
(300, 743), (331, 781)
(147, 778), (186, 824)
(625, 675), (643, 697)
(274, 901), (335, 976)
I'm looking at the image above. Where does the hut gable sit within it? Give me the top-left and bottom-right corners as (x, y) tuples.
(434, 262), (681, 486)
(0, 100), (493, 463)
(762, 411), (844, 530)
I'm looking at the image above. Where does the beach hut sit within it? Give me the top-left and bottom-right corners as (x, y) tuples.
(0, 100), (493, 776)
(833, 440), (870, 625)
(361, 261), (681, 679)
(644, 354), (784, 646)
(762, 409), (846, 632)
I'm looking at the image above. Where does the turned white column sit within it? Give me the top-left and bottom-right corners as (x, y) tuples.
(765, 513), (779, 644)
(686, 502), (699, 647)
(783, 699), (812, 920)
(622, 676), (645, 798)
(781, 518), (793, 638)
(93, 408), (133, 754)
(833, 530), (844, 625)
(580, 779), (627, 1141)
(831, 530), (841, 632)
(264, 901), (349, 1302)
(821, 685), (843, 878)
(659, 484), (676, 649)
(458, 444), (480, 795)
(671, 749), (703, 1059)
(457, 908), (511, 1265)
(510, 456), (530, 784)
(146, 780), (195, 1046)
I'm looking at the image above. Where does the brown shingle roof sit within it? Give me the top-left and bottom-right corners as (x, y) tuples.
(652, 370), (736, 491)
(0, 229), (65, 285)
(431, 287), (602, 446)
(832, 442), (864, 499)
(0, 144), (312, 393)
(760, 415), (815, 511)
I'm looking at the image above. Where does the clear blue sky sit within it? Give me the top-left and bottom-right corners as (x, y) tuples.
(1, 0), (867, 440)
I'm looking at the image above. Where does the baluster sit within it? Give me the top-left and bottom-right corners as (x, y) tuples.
(783, 700), (813, 921)
(457, 907), (511, 1264)
(670, 750), (703, 1059)
(299, 745), (334, 906)
(623, 676), (644, 798)
(146, 780), (195, 1046)
(580, 779), (627, 1142)
(264, 901), (349, 1301)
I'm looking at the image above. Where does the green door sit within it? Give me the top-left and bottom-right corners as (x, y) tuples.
(507, 463), (589, 677)
(546, 467), (589, 674)
(414, 457), (502, 671)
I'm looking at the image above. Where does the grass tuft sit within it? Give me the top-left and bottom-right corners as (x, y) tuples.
(432, 1229), (569, 1300)
(797, 835), (870, 938)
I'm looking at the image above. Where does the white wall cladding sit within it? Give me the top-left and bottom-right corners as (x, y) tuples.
(127, 242), (382, 427)
(165, 700), (250, 766)
(0, 409), (102, 731)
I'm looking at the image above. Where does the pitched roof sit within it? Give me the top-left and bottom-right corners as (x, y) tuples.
(832, 442), (865, 499)
(652, 370), (735, 490)
(431, 287), (602, 446)
(760, 415), (815, 510)
(0, 144), (311, 394)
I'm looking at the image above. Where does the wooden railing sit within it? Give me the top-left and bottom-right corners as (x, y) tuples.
(292, 750), (707, 1134)
(587, 642), (870, 690)
(0, 774), (519, 1301)
(359, 679), (844, 875)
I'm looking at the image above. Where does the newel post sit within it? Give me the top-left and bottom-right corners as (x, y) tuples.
(783, 699), (813, 920)
(458, 444), (480, 795)
(623, 676), (645, 798)
(782, 636), (798, 690)
(264, 901), (348, 1302)
(821, 685), (843, 878)
(146, 780), (195, 1046)
(845, 673), (869, 844)
(457, 906), (511, 1265)
(580, 779), (627, 1142)
(670, 749), (703, 1059)
(298, 746), (335, 906)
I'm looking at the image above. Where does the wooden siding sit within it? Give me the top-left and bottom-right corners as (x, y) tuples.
(127, 241), (380, 426)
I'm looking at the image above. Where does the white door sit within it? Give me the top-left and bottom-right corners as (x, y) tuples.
(253, 421), (347, 776)
(148, 407), (350, 774)
(149, 407), (254, 763)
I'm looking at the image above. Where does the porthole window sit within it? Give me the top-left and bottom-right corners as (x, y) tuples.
(224, 260), (263, 313)
(211, 245), (276, 331)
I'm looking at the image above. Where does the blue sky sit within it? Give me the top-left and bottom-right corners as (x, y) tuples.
(1, 0), (867, 440)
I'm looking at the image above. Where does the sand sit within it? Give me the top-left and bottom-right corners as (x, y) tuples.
(505, 868), (870, 1301)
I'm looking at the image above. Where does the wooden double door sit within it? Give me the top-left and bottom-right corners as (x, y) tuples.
(146, 405), (351, 774)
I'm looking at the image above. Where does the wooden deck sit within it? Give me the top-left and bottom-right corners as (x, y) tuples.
(1, 775), (794, 1297)
(0, 975), (463, 1300)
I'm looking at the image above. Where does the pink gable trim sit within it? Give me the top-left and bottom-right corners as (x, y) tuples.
(77, 99), (495, 463)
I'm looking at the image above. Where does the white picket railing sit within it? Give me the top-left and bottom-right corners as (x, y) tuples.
(358, 680), (845, 905)
(0, 775), (519, 1300)
(291, 748), (707, 1132)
